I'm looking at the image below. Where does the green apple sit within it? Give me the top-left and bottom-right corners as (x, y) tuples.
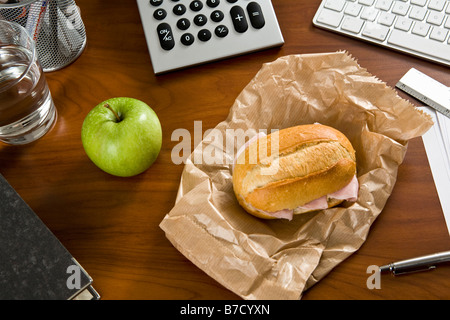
(81, 97), (162, 177)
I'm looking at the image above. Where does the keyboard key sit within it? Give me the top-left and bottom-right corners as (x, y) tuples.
(392, 1), (409, 15)
(388, 29), (450, 62)
(428, 0), (446, 11)
(362, 22), (389, 40)
(378, 11), (395, 26)
(361, 7), (379, 21)
(344, 3), (363, 16)
(411, 0), (427, 6)
(412, 21), (430, 36)
(427, 11), (445, 25)
(375, 0), (393, 11)
(341, 16), (365, 33)
(359, 0), (375, 6)
(394, 16), (413, 31)
(316, 8), (343, 27)
(429, 26), (448, 41)
(324, 0), (346, 12)
(409, 5), (427, 20)
(445, 16), (450, 28)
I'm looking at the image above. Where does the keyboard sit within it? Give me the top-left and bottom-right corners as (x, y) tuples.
(313, 0), (450, 67)
(136, 0), (284, 74)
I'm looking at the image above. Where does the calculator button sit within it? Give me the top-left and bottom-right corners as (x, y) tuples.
(177, 18), (191, 30)
(211, 10), (224, 22)
(157, 23), (175, 50)
(150, 0), (163, 6)
(190, 1), (203, 11)
(194, 14), (207, 26)
(214, 25), (229, 37)
(198, 29), (212, 41)
(181, 33), (195, 46)
(227, 0), (238, 3)
(206, 0), (220, 8)
(230, 6), (248, 33)
(173, 4), (186, 15)
(153, 8), (167, 20)
(247, 2), (265, 29)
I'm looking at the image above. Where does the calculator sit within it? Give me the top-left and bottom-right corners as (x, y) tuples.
(136, 0), (284, 74)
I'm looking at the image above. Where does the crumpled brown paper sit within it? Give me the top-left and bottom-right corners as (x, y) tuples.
(159, 52), (433, 300)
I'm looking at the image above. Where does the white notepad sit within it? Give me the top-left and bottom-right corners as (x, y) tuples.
(420, 106), (450, 236)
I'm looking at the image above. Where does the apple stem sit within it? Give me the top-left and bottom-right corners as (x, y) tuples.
(104, 103), (121, 122)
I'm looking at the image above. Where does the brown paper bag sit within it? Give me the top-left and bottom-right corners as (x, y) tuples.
(160, 52), (433, 299)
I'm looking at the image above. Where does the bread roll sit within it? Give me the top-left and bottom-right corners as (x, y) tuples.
(232, 124), (358, 220)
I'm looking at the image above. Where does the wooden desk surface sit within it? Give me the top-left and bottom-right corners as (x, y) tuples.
(1, 0), (449, 300)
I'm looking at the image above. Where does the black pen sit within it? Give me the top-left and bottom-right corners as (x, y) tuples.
(379, 250), (450, 275)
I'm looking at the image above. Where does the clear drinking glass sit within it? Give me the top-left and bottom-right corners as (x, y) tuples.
(0, 19), (57, 145)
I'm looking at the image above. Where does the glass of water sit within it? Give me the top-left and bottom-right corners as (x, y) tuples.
(0, 19), (57, 145)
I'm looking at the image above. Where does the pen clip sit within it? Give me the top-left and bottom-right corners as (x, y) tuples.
(392, 264), (436, 276)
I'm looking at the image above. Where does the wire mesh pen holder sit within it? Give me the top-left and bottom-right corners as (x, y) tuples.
(0, 0), (87, 72)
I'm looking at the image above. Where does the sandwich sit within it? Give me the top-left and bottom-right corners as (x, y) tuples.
(232, 124), (359, 220)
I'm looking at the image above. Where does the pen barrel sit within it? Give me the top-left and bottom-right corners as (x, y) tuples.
(389, 251), (450, 275)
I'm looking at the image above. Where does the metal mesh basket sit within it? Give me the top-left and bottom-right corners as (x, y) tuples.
(0, 0), (86, 72)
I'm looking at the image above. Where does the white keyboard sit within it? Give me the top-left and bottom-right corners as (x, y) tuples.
(313, 0), (450, 67)
(136, 0), (284, 74)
